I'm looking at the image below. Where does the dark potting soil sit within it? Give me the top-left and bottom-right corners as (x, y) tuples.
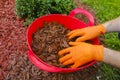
(32, 22), (71, 67)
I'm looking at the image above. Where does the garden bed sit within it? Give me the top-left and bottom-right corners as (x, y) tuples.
(0, 0), (104, 80)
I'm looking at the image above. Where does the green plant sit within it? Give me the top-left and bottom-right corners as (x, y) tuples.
(15, 0), (35, 18)
(15, 0), (75, 25)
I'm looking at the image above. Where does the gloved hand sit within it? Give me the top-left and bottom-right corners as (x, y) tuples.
(67, 25), (106, 42)
(58, 42), (104, 68)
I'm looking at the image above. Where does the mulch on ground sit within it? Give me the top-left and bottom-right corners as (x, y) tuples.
(0, 0), (104, 80)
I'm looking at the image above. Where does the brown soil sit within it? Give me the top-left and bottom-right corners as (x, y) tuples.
(0, 0), (104, 80)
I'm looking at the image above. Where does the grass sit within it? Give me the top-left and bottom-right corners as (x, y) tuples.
(82, 0), (120, 80)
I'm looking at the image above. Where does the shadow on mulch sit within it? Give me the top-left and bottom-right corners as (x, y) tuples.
(0, 0), (105, 80)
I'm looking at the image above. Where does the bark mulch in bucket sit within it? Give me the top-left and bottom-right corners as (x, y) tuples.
(32, 22), (71, 67)
(32, 21), (92, 68)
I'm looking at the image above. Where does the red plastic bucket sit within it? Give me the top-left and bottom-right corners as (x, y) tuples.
(26, 8), (99, 73)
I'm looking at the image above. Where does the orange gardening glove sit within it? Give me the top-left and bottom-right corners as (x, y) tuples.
(58, 42), (104, 68)
(67, 25), (106, 42)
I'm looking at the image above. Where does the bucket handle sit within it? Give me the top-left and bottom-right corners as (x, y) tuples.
(68, 8), (94, 26)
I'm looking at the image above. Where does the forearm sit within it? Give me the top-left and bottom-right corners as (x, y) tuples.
(103, 47), (120, 68)
(103, 16), (120, 33)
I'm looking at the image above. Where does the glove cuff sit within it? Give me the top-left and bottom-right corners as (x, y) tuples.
(97, 24), (106, 34)
(94, 45), (104, 61)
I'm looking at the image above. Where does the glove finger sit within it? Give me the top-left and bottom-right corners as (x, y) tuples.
(71, 63), (80, 68)
(69, 42), (82, 46)
(63, 59), (74, 65)
(68, 31), (84, 40)
(59, 54), (71, 63)
(67, 29), (79, 36)
(58, 47), (71, 56)
(71, 60), (88, 68)
(76, 36), (87, 42)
